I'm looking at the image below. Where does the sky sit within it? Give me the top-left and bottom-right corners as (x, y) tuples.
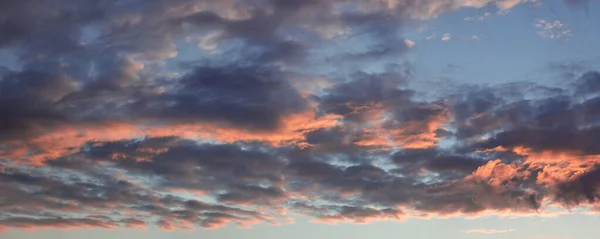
(1, 0), (600, 239)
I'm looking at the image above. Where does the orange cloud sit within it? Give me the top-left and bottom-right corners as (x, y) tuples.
(0, 111), (342, 165)
(468, 159), (527, 187)
(156, 219), (195, 232)
(475, 146), (600, 187)
(122, 219), (147, 230)
(354, 105), (450, 149)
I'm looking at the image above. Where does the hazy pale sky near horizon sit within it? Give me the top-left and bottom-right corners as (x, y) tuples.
(1, 0), (600, 239)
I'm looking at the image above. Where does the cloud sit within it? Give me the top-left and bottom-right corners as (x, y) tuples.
(404, 39), (416, 48)
(442, 33), (452, 41)
(461, 228), (515, 234)
(5, 74), (600, 231)
(0, 0), (599, 233)
(131, 64), (308, 131)
(535, 19), (572, 39)
(465, 12), (494, 21)
(573, 71), (600, 97)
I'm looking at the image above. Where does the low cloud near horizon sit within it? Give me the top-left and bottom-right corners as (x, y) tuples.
(461, 228), (515, 234)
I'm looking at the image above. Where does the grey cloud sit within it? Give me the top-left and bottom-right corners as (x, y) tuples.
(0, 154), (275, 231)
(392, 149), (485, 178)
(573, 71), (600, 97)
(554, 167), (600, 206)
(472, 95), (600, 155)
(318, 70), (413, 123)
(0, 217), (119, 230)
(129, 64), (307, 131)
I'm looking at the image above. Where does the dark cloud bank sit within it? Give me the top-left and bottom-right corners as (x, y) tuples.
(0, 0), (599, 232)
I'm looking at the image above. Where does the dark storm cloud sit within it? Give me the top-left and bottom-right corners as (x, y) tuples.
(477, 126), (600, 155)
(554, 166), (600, 206)
(384, 101), (449, 128)
(0, 0), (105, 48)
(317, 70), (413, 122)
(471, 94), (600, 155)
(392, 148), (485, 177)
(216, 184), (288, 204)
(393, 103), (447, 123)
(0, 70), (76, 140)
(129, 65), (307, 130)
(448, 82), (580, 141)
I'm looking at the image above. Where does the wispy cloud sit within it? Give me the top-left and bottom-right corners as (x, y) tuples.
(461, 229), (515, 234)
(465, 12), (494, 21)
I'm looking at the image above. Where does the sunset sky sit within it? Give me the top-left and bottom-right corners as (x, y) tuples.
(1, 0), (600, 239)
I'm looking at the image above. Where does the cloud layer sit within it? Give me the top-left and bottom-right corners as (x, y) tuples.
(0, 0), (598, 232)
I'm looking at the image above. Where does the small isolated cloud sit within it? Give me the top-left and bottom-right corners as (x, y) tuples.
(471, 35), (484, 40)
(441, 33), (452, 41)
(535, 19), (572, 39)
(404, 39), (416, 48)
(461, 228), (515, 234)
